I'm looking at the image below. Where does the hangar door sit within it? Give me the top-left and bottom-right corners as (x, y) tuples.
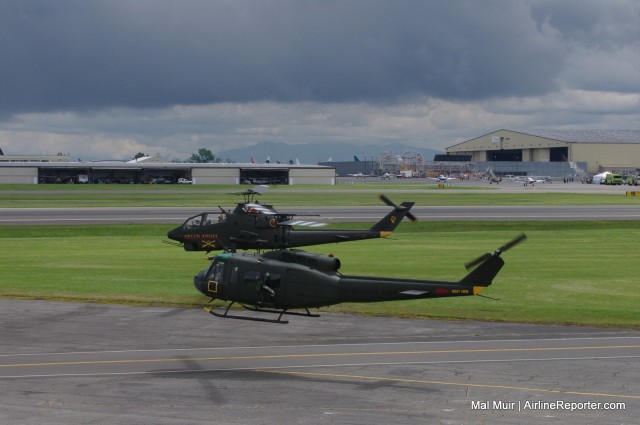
(550, 147), (569, 162)
(486, 149), (522, 162)
(240, 168), (289, 185)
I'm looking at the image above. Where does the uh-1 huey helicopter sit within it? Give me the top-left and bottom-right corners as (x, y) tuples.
(166, 185), (417, 252)
(193, 233), (527, 324)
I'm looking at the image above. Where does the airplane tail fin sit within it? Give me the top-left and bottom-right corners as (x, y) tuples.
(370, 201), (415, 233)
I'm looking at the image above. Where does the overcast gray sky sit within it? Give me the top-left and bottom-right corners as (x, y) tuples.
(0, 0), (638, 161)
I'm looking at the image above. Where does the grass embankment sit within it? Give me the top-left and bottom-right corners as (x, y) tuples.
(1, 221), (638, 328)
(0, 189), (637, 208)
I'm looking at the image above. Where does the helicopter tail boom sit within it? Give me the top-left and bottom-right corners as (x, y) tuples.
(338, 234), (524, 302)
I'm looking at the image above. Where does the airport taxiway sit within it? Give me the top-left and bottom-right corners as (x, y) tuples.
(1, 300), (638, 424)
(2, 205), (640, 225)
(1, 180), (639, 225)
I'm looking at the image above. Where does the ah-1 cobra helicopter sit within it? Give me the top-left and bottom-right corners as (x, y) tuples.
(194, 233), (526, 323)
(166, 185), (416, 252)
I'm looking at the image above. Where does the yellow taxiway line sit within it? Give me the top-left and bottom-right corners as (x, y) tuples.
(255, 370), (640, 400)
(1, 344), (639, 368)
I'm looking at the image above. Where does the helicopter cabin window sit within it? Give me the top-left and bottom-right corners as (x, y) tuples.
(243, 270), (261, 285)
(263, 272), (282, 288)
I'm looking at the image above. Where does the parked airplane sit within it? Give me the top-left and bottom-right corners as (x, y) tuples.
(431, 175), (456, 183)
(347, 172), (371, 178)
(485, 168), (502, 184)
(522, 177), (550, 186)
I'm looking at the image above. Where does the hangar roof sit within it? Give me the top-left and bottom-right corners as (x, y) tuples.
(0, 161), (333, 170)
(512, 129), (640, 144)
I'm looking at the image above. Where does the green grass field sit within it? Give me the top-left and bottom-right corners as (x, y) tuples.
(1, 221), (638, 328)
(0, 187), (637, 207)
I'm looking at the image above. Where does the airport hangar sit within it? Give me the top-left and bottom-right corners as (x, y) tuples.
(3, 128), (639, 184)
(445, 129), (640, 175)
(0, 157), (336, 185)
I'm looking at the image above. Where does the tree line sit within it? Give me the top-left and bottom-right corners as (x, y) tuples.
(134, 148), (228, 163)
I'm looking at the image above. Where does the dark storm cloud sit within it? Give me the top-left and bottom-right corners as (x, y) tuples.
(531, 0), (640, 46)
(0, 0), (634, 117)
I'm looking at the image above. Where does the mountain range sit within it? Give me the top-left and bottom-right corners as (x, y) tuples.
(217, 141), (442, 164)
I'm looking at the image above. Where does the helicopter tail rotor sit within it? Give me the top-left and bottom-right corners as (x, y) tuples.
(464, 233), (527, 271)
(459, 233), (526, 289)
(378, 193), (418, 222)
(370, 195), (416, 233)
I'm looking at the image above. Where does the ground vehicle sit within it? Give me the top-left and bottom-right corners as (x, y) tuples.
(603, 173), (623, 185)
(178, 178), (192, 184)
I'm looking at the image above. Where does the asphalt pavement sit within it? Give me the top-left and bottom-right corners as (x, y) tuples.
(1, 300), (638, 424)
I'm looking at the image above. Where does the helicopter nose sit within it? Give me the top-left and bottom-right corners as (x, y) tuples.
(167, 226), (182, 242)
(193, 270), (209, 296)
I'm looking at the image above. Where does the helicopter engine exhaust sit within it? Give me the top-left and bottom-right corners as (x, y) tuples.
(262, 249), (341, 272)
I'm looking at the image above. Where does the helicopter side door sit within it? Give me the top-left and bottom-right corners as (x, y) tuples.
(234, 266), (285, 308)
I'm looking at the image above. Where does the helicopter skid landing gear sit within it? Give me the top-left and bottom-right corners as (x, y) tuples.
(204, 302), (319, 324)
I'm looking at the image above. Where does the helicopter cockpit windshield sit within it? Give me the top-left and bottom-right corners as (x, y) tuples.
(206, 257), (226, 284)
(194, 255), (228, 297)
(182, 213), (224, 230)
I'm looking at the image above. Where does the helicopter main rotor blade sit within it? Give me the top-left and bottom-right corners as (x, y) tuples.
(279, 220), (328, 227)
(251, 185), (269, 195)
(245, 203), (278, 214)
(378, 194), (418, 222)
(465, 233), (527, 270)
(228, 184), (270, 196)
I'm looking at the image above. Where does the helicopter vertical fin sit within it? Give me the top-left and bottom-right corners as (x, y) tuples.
(459, 255), (505, 288)
(370, 201), (415, 233)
